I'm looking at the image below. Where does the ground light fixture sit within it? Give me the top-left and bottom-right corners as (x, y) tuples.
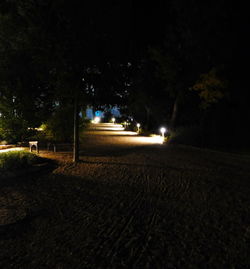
(160, 127), (166, 138)
(92, 117), (101, 124)
(136, 123), (141, 133)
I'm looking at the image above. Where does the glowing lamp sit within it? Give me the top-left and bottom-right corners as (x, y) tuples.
(92, 117), (100, 124)
(160, 127), (166, 137)
(136, 123), (141, 133)
(112, 117), (115, 124)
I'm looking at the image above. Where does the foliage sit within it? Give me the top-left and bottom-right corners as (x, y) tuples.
(0, 150), (40, 171)
(0, 1), (55, 142)
(39, 105), (74, 143)
(149, 47), (178, 97)
(0, 116), (30, 143)
(125, 59), (170, 130)
(37, 105), (87, 143)
(192, 67), (228, 109)
(0, 0), (247, 149)
(146, 0), (233, 129)
(0, 0), (132, 145)
(83, 63), (132, 109)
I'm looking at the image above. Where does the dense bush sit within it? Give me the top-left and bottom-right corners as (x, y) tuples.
(39, 118), (86, 143)
(0, 117), (31, 143)
(0, 151), (40, 171)
(33, 104), (90, 143)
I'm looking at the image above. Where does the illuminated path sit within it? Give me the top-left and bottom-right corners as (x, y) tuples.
(2, 123), (250, 268)
(80, 122), (164, 156)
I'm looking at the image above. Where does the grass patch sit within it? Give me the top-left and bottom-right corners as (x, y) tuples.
(0, 150), (41, 172)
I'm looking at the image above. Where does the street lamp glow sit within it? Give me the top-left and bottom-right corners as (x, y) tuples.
(111, 117), (115, 124)
(124, 121), (129, 128)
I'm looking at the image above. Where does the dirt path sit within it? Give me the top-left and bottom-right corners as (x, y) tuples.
(1, 124), (250, 268)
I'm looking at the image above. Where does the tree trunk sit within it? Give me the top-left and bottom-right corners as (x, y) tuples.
(170, 96), (179, 129)
(145, 105), (150, 130)
(73, 95), (79, 162)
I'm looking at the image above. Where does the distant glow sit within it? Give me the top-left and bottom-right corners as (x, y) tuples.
(95, 111), (102, 117)
(27, 127), (43, 131)
(88, 123), (125, 131)
(92, 117), (101, 124)
(87, 130), (135, 135)
(91, 127), (125, 131)
(93, 126), (125, 131)
(112, 117), (115, 123)
(0, 147), (25, 153)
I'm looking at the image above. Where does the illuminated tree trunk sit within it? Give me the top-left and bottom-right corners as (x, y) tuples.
(73, 95), (79, 162)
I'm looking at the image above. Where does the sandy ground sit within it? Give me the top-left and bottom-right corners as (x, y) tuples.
(1, 123), (250, 268)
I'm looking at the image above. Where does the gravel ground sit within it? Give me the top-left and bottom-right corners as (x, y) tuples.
(1, 124), (250, 268)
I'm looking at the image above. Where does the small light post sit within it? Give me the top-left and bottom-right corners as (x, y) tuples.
(160, 127), (166, 139)
(112, 117), (115, 124)
(137, 123), (141, 133)
(93, 116), (100, 123)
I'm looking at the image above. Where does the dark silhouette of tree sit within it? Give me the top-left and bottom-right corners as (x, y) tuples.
(0, 0), (249, 150)
(145, 0), (234, 132)
(0, 0), (133, 159)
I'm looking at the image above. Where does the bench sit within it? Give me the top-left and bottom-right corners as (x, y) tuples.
(29, 141), (39, 153)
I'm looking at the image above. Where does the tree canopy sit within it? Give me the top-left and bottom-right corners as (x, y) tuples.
(0, 0), (249, 149)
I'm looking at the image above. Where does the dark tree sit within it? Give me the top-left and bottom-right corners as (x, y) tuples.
(0, 0), (133, 159)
